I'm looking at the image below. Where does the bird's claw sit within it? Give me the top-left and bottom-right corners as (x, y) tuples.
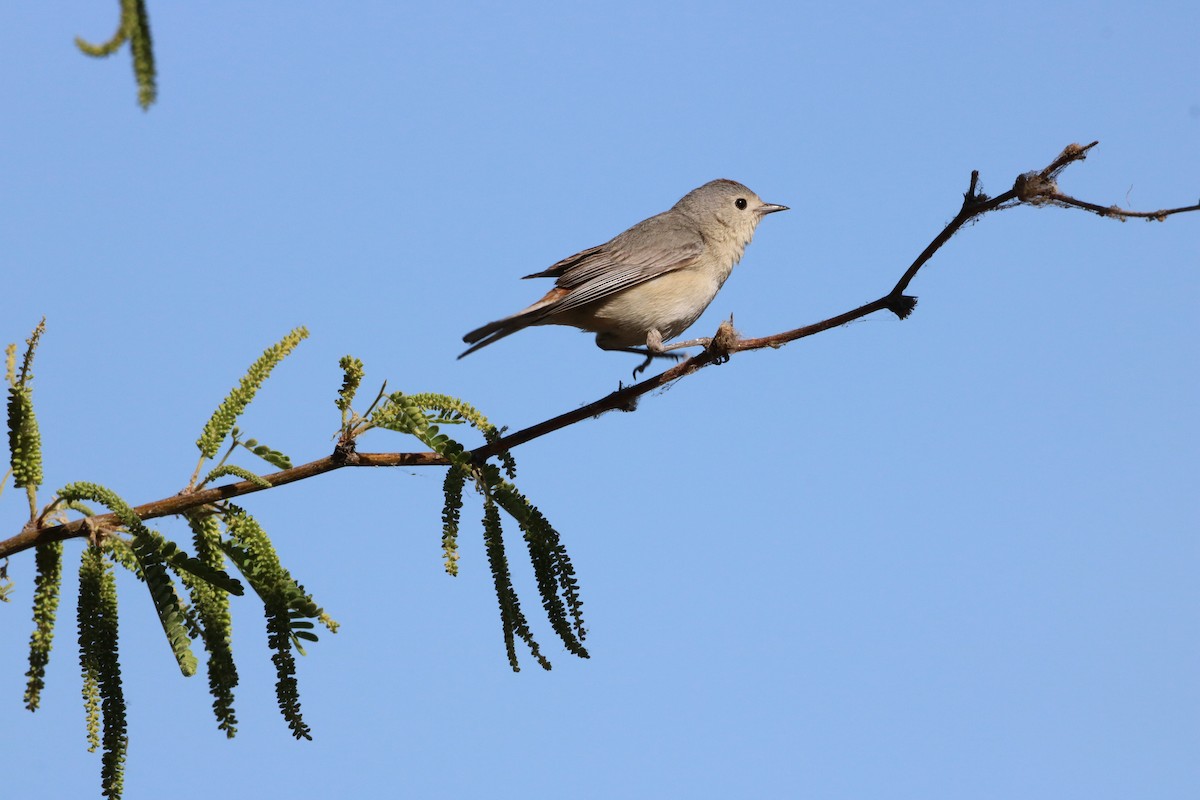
(631, 351), (683, 379)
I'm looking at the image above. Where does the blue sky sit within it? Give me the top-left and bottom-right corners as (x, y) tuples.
(2, 3), (1197, 798)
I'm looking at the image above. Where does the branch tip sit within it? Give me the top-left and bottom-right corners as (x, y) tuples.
(1041, 141), (1099, 181)
(965, 170), (981, 199)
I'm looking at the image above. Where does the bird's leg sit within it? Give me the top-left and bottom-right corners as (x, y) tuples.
(619, 347), (681, 378)
(628, 329), (696, 378)
(598, 330), (708, 378)
(645, 328), (714, 354)
(630, 330), (726, 376)
(657, 336), (712, 353)
(631, 351), (656, 378)
(595, 330), (683, 378)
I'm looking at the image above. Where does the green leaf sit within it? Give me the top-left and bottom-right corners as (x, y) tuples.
(7, 320), (47, 492)
(7, 387), (43, 490)
(182, 513), (239, 737)
(441, 466), (467, 576)
(203, 464), (272, 489)
(130, 532), (199, 677)
(195, 327), (308, 459)
(23, 540), (62, 711)
(59, 482), (199, 677)
(480, 491), (549, 672)
(77, 546), (127, 799)
(335, 356), (364, 413)
(151, 530), (244, 596)
(237, 438), (292, 470)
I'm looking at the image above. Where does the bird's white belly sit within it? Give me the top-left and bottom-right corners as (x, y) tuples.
(582, 270), (722, 347)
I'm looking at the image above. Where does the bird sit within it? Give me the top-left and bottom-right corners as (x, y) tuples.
(460, 179), (787, 376)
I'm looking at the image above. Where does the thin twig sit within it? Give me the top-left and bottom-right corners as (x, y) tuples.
(1, 142), (1195, 561)
(1, 452), (445, 558)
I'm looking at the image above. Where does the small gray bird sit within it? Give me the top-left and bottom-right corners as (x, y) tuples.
(460, 179), (787, 375)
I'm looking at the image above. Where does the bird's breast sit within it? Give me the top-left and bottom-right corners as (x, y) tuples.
(578, 268), (725, 346)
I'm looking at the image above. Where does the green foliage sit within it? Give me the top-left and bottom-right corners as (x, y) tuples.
(74, 21), (125, 57)
(78, 546), (127, 799)
(492, 477), (587, 658)
(75, 0), (157, 109)
(132, 534), (198, 681)
(220, 504), (329, 739)
(182, 514), (239, 737)
(237, 436), (292, 470)
(367, 389), (587, 671)
(336, 356), (365, 421)
(64, 499), (98, 517)
(471, 469), (589, 671)
(7, 387), (43, 492)
(14, 324), (58, 706)
(58, 482), (199, 677)
(194, 426), (291, 492)
(126, 0), (156, 109)
(148, 527), (244, 596)
(6, 334), (588, 797)
(265, 606), (307, 737)
(10, 318), (45, 388)
(129, 529), (199, 676)
(195, 327), (308, 460)
(404, 392), (517, 478)
(203, 464), (273, 489)
(441, 466), (467, 576)
(219, 505), (326, 625)
(0, 559), (14, 602)
(481, 494), (548, 671)
(83, 647), (100, 751)
(23, 540), (62, 711)
(102, 537), (142, 579)
(369, 392), (449, 445)
(7, 320), (47, 506)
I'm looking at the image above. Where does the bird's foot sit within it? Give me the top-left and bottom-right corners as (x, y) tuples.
(631, 350), (683, 379)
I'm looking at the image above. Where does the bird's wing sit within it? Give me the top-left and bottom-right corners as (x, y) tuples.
(523, 212), (705, 316)
(522, 244), (607, 280)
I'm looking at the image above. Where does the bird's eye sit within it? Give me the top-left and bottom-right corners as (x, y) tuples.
(735, 198), (748, 210)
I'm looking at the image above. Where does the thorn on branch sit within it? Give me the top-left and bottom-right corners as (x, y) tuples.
(332, 441), (356, 464)
(605, 384), (639, 413)
(962, 170), (991, 208)
(1041, 141), (1099, 181)
(960, 170), (988, 211)
(886, 295), (919, 320)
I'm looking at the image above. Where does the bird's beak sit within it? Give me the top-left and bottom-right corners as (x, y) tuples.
(758, 202), (789, 215)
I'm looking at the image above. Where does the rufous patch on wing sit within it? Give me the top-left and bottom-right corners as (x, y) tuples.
(536, 287), (572, 304)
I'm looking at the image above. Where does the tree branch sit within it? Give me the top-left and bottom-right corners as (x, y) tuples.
(2, 142), (1195, 561)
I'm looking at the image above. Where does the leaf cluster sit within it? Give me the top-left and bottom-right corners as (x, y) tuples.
(367, 389), (586, 671)
(75, 0), (157, 109)
(5, 323), (588, 798)
(7, 326), (332, 799)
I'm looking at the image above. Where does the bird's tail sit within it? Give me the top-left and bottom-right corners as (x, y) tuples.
(458, 288), (567, 359)
(458, 313), (536, 359)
